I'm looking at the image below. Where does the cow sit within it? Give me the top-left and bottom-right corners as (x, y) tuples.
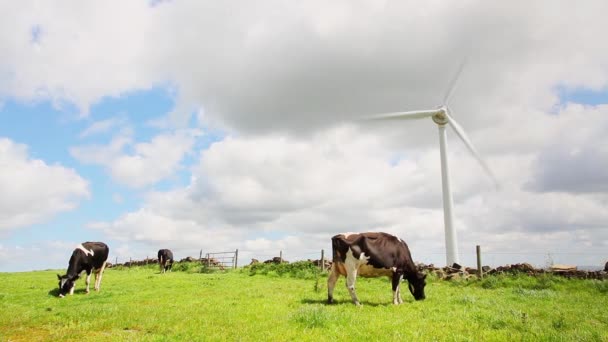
(57, 242), (109, 298)
(158, 249), (174, 273)
(327, 232), (426, 306)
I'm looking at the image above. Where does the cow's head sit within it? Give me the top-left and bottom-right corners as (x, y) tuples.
(57, 274), (76, 298)
(407, 272), (427, 300)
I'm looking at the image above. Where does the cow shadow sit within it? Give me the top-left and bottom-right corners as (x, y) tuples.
(47, 288), (89, 297)
(300, 298), (384, 307)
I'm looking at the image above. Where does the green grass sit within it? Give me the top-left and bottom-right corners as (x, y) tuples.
(1, 265), (607, 341)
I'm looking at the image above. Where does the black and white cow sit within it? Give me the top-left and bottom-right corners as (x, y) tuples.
(327, 232), (426, 305)
(158, 249), (174, 273)
(57, 242), (109, 298)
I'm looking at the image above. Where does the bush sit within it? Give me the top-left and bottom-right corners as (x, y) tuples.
(473, 274), (563, 290)
(590, 280), (608, 293)
(169, 262), (198, 273)
(480, 276), (500, 289)
(533, 274), (557, 290)
(246, 261), (322, 279)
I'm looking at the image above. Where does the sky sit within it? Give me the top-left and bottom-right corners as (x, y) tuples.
(1, 1), (607, 272)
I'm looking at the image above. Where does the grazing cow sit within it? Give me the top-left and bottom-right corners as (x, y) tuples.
(57, 242), (109, 298)
(327, 232), (426, 305)
(158, 249), (174, 273)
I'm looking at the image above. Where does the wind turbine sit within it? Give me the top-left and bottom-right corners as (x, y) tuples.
(365, 61), (497, 267)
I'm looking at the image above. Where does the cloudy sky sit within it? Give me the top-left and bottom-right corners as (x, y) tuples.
(1, 1), (607, 272)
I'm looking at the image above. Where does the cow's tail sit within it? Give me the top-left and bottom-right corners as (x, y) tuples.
(331, 235), (343, 262)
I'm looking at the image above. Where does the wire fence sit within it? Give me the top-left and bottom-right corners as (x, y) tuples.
(415, 249), (607, 270)
(109, 247), (607, 271)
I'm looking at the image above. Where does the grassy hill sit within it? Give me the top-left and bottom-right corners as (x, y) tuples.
(1, 263), (607, 341)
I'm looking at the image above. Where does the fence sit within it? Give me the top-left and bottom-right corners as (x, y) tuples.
(414, 248), (607, 271)
(201, 249), (239, 270)
(239, 249), (330, 271)
(110, 246), (606, 272)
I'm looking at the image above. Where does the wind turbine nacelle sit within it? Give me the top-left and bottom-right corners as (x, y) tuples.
(431, 108), (448, 125)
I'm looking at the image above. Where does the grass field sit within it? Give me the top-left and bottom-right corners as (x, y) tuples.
(1, 263), (607, 341)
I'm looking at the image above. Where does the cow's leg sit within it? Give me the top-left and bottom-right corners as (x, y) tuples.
(345, 268), (360, 306)
(343, 250), (362, 305)
(94, 262), (107, 291)
(69, 283), (75, 295)
(85, 271), (92, 293)
(327, 264), (340, 304)
(397, 285), (403, 304)
(392, 273), (404, 305)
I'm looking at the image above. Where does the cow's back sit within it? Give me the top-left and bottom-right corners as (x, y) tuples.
(158, 249), (173, 261)
(359, 233), (411, 269)
(81, 242), (109, 268)
(331, 232), (415, 270)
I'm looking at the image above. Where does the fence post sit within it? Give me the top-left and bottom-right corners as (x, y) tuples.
(200, 249), (202, 260)
(321, 249), (325, 271)
(206, 253), (210, 268)
(279, 250), (283, 263)
(129, 257), (132, 268)
(476, 245), (483, 279)
(234, 249), (239, 269)
(115, 256), (118, 265)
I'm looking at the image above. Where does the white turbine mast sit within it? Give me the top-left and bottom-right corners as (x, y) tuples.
(365, 60), (498, 267)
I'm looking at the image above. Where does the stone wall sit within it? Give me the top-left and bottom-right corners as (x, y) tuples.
(418, 262), (608, 280)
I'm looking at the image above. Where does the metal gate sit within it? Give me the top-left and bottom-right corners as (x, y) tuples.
(203, 249), (239, 270)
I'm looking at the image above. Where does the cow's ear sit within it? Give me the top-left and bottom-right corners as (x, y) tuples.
(57, 274), (62, 280)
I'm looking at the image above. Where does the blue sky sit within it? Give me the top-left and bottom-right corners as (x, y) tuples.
(557, 86), (608, 107)
(0, 89), (171, 245)
(1, 1), (608, 272)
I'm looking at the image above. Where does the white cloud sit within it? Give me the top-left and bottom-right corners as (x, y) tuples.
(0, 1), (155, 114)
(2, 2), (607, 128)
(0, 138), (89, 233)
(71, 129), (201, 188)
(141, 1), (608, 138)
(526, 104), (608, 193)
(112, 193), (124, 204)
(90, 119), (608, 267)
(79, 117), (127, 138)
(89, 127), (485, 265)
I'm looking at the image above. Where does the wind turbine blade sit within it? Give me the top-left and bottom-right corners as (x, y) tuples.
(442, 57), (468, 105)
(445, 110), (499, 188)
(362, 109), (439, 121)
